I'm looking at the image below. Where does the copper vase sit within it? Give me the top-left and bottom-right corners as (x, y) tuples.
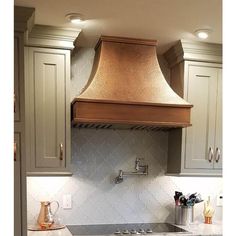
(37, 201), (59, 229)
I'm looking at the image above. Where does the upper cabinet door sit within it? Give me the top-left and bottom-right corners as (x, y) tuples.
(185, 65), (218, 169)
(26, 47), (70, 171)
(14, 33), (24, 122)
(214, 68), (222, 169)
(35, 51), (65, 168)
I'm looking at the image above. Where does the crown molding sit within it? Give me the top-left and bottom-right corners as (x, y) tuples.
(27, 25), (81, 50)
(164, 39), (222, 67)
(14, 6), (35, 33)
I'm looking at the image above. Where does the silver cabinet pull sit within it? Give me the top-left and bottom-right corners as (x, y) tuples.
(195, 75), (210, 78)
(215, 147), (221, 163)
(59, 143), (63, 160)
(208, 147), (213, 163)
(14, 142), (17, 161)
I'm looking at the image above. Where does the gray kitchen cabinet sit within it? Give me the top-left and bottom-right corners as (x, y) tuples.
(12, 30), (29, 236)
(24, 25), (80, 175)
(25, 47), (71, 175)
(14, 6), (35, 234)
(14, 6), (35, 235)
(164, 40), (222, 176)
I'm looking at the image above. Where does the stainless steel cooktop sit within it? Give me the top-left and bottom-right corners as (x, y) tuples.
(67, 223), (188, 235)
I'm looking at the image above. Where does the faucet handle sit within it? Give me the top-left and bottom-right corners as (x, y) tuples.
(135, 158), (145, 170)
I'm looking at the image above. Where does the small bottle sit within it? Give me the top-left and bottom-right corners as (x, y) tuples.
(203, 196), (214, 224)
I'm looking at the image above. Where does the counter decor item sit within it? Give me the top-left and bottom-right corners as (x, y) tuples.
(28, 224), (66, 231)
(28, 200), (65, 231)
(174, 191), (203, 226)
(203, 196), (215, 224)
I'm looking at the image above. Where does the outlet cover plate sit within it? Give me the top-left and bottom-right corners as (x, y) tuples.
(216, 193), (223, 207)
(63, 194), (72, 209)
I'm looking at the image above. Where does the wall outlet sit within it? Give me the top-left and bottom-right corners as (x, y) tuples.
(216, 193), (223, 207)
(63, 194), (72, 209)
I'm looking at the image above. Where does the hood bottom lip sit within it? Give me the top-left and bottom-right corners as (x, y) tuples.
(72, 100), (192, 129)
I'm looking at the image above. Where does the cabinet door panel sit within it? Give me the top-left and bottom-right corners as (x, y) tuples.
(214, 69), (222, 169)
(14, 34), (24, 122)
(14, 36), (20, 121)
(185, 65), (218, 169)
(33, 51), (66, 168)
(14, 133), (22, 236)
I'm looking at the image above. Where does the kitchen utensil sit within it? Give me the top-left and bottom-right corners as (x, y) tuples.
(37, 201), (59, 229)
(186, 198), (196, 206)
(174, 191), (183, 205)
(179, 195), (187, 206)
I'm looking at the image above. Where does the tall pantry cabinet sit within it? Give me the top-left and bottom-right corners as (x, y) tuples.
(164, 40), (222, 176)
(14, 6), (35, 236)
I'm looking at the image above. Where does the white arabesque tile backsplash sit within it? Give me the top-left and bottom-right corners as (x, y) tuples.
(27, 128), (222, 225)
(27, 48), (222, 225)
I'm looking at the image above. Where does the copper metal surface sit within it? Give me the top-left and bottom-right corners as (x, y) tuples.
(72, 36), (192, 128)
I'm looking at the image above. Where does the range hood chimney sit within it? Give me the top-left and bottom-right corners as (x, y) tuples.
(72, 36), (192, 130)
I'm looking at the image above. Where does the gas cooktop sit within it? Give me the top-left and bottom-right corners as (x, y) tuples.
(67, 223), (188, 235)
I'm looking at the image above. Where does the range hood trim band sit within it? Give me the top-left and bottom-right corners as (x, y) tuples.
(72, 100), (191, 128)
(95, 35), (158, 50)
(72, 98), (193, 108)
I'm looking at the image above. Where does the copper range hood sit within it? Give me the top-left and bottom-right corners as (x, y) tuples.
(72, 36), (192, 130)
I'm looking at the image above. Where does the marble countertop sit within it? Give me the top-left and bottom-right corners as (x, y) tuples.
(28, 227), (73, 236)
(27, 222), (222, 236)
(176, 221), (222, 236)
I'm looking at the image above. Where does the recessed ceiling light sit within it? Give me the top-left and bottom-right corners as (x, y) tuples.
(194, 29), (212, 39)
(65, 13), (84, 24)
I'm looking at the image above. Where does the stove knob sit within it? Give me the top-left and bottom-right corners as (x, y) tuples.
(123, 230), (130, 234)
(138, 229), (145, 234)
(114, 230), (121, 234)
(146, 229), (152, 234)
(130, 229), (137, 234)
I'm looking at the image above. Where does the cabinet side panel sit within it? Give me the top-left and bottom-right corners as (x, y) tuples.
(167, 129), (182, 174)
(170, 62), (185, 97)
(14, 31), (27, 236)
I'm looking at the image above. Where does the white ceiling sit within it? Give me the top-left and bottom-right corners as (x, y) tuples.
(14, 0), (222, 54)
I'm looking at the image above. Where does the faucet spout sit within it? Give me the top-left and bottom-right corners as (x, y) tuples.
(114, 158), (148, 184)
(114, 170), (123, 184)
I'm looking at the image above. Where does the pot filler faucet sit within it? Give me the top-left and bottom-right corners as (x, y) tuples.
(114, 158), (148, 184)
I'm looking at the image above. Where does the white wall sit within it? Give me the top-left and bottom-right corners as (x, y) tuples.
(27, 48), (222, 225)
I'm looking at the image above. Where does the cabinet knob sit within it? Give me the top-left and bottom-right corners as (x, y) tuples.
(14, 142), (17, 161)
(215, 147), (221, 163)
(208, 147), (213, 163)
(59, 143), (63, 160)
